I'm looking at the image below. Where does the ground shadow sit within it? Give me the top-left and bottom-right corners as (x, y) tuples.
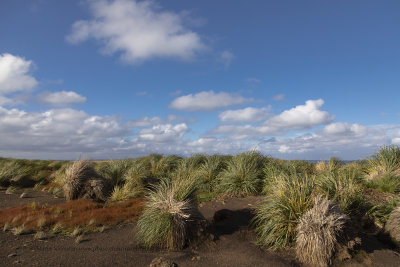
(211, 208), (254, 236)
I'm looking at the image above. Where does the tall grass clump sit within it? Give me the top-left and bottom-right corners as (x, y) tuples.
(99, 159), (134, 186)
(197, 155), (225, 192)
(296, 196), (348, 267)
(366, 145), (400, 180)
(315, 157), (342, 173)
(217, 151), (264, 197)
(368, 198), (399, 225)
(316, 169), (365, 214)
(136, 173), (202, 250)
(0, 160), (32, 187)
(262, 159), (315, 194)
(253, 174), (315, 249)
(142, 154), (182, 179)
(367, 173), (400, 194)
(63, 159), (112, 202)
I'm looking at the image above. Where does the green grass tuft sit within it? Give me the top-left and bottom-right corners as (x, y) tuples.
(217, 151), (263, 197)
(253, 173), (315, 249)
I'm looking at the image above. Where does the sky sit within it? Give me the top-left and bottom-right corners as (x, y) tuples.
(0, 0), (400, 160)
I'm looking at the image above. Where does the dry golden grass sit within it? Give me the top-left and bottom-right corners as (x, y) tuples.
(296, 196), (348, 267)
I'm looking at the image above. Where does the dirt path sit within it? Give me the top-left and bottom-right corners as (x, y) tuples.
(1, 191), (399, 266)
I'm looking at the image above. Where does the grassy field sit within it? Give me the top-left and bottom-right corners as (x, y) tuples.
(1, 146), (400, 265)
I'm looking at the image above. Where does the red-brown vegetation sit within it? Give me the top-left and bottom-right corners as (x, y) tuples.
(0, 198), (143, 232)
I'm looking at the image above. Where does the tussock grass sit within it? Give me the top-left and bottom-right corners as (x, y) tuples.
(315, 157), (342, 173)
(367, 145), (400, 180)
(136, 171), (201, 250)
(197, 155), (225, 192)
(296, 196), (348, 267)
(217, 151), (263, 197)
(63, 159), (112, 202)
(143, 154), (182, 179)
(33, 231), (46, 240)
(253, 174), (315, 249)
(99, 159), (134, 186)
(368, 198), (399, 224)
(12, 224), (27, 235)
(109, 186), (127, 202)
(0, 161), (32, 187)
(367, 173), (400, 194)
(316, 169), (365, 214)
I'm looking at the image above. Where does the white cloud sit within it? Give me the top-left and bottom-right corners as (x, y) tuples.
(272, 94), (285, 101)
(322, 122), (367, 137)
(67, 0), (205, 64)
(255, 123), (396, 160)
(0, 53), (37, 94)
(265, 99), (334, 131)
(139, 123), (188, 142)
(219, 50), (234, 68)
(219, 106), (272, 123)
(0, 106), (127, 157)
(169, 90), (252, 111)
(214, 99), (335, 137)
(38, 91), (86, 105)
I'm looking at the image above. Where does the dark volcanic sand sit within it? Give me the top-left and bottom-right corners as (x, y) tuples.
(0, 191), (399, 267)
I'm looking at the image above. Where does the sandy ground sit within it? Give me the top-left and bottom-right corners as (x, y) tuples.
(0, 190), (399, 267)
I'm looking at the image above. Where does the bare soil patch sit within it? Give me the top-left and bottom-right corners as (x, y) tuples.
(0, 189), (64, 210)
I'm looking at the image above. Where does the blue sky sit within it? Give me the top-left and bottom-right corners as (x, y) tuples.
(1, 0), (400, 160)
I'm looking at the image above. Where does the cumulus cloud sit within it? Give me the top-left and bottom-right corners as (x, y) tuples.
(169, 90), (253, 111)
(0, 106), (127, 157)
(322, 122), (367, 137)
(38, 91), (87, 105)
(67, 0), (205, 63)
(214, 99), (334, 137)
(139, 123), (188, 142)
(219, 106), (272, 123)
(265, 99), (334, 131)
(0, 53), (37, 94)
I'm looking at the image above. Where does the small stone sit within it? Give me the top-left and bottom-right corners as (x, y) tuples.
(149, 257), (177, 267)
